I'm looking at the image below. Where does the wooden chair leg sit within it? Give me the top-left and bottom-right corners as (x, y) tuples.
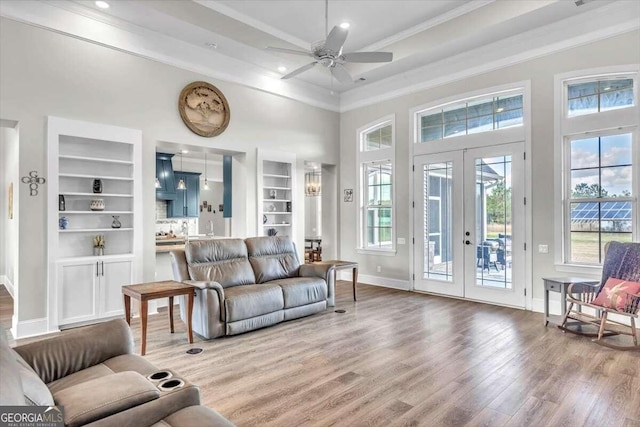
(597, 311), (608, 341)
(631, 317), (638, 347)
(560, 301), (574, 328)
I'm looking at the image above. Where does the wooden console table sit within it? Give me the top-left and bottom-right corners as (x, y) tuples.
(122, 280), (195, 355)
(313, 260), (358, 301)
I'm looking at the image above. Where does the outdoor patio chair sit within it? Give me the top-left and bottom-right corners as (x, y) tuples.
(477, 245), (500, 272)
(559, 241), (640, 350)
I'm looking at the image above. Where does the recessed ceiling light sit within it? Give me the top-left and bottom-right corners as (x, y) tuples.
(278, 66), (287, 73)
(339, 22), (350, 29)
(95, 1), (110, 9)
(205, 42), (218, 49)
(181, 150), (189, 154)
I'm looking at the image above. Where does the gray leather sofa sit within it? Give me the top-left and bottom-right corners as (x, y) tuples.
(171, 236), (335, 339)
(0, 319), (233, 427)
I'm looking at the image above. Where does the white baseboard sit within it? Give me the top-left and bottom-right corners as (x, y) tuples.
(338, 271), (410, 291)
(12, 317), (49, 339)
(0, 275), (15, 299)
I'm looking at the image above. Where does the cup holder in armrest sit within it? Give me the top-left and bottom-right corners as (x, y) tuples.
(158, 379), (184, 390)
(147, 371), (172, 381)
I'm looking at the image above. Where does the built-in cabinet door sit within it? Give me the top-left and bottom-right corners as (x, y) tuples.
(186, 174), (200, 217)
(58, 261), (99, 325)
(101, 259), (133, 318)
(168, 172), (200, 218)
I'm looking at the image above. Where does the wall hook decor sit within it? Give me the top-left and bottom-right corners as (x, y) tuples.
(21, 171), (46, 196)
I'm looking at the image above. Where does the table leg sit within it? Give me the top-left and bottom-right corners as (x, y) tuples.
(544, 287), (549, 326)
(123, 294), (131, 326)
(168, 296), (174, 333)
(140, 300), (148, 356)
(186, 291), (194, 344)
(560, 284), (567, 319)
(353, 267), (358, 302)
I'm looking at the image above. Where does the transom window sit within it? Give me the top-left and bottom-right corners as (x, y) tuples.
(567, 78), (634, 117)
(358, 118), (395, 253)
(418, 93), (523, 142)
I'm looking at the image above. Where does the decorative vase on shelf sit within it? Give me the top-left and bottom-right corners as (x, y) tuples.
(286, 202), (291, 212)
(92, 179), (103, 194)
(59, 216), (68, 230)
(269, 189), (277, 199)
(267, 228), (278, 236)
(90, 199), (105, 211)
(93, 247), (104, 256)
(58, 194), (66, 211)
(111, 216), (121, 229)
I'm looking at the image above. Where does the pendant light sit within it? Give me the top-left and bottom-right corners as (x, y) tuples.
(155, 177), (161, 189)
(203, 152), (209, 190)
(176, 152), (186, 190)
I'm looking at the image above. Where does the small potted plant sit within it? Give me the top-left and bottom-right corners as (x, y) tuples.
(93, 234), (105, 256)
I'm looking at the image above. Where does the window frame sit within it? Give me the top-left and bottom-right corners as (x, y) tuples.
(554, 66), (639, 271)
(357, 115), (396, 255)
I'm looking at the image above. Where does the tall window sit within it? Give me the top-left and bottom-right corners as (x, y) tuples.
(358, 117), (395, 252)
(558, 70), (638, 266)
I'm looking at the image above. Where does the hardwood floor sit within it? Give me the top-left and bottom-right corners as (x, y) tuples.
(2, 283), (639, 426)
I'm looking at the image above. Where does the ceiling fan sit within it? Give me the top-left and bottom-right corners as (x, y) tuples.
(266, 0), (393, 84)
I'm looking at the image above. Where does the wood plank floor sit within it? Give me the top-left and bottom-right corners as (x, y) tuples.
(2, 283), (639, 426)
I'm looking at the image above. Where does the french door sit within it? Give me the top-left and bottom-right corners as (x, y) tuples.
(413, 142), (526, 308)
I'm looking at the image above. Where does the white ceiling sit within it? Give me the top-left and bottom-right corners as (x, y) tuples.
(1, 0), (639, 111)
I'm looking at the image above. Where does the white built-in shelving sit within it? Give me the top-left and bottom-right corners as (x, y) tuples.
(257, 150), (297, 241)
(47, 116), (142, 330)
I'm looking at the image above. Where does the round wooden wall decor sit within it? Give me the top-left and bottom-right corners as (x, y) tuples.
(178, 81), (230, 137)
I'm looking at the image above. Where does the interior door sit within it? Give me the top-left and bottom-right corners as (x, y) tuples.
(463, 142), (525, 307)
(413, 151), (464, 296)
(413, 142), (526, 308)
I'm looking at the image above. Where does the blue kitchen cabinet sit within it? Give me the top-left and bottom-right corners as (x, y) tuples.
(156, 153), (177, 200)
(167, 172), (200, 218)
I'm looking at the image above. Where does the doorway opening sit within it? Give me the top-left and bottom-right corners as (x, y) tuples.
(303, 162), (337, 263)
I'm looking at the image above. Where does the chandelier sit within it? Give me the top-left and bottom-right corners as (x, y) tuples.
(305, 171), (321, 197)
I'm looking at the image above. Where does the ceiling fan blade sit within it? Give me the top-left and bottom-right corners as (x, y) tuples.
(342, 51), (393, 63)
(281, 62), (317, 79)
(331, 64), (353, 84)
(324, 25), (348, 53)
(266, 47), (312, 57)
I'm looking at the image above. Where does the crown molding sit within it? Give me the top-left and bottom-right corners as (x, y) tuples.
(0, 0), (340, 112)
(339, 1), (640, 112)
(361, 0), (495, 52)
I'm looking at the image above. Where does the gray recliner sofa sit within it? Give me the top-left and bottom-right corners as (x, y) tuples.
(0, 319), (233, 427)
(170, 236), (335, 340)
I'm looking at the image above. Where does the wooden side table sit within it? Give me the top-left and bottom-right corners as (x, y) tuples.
(122, 280), (195, 355)
(543, 277), (599, 326)
(313, 260), (358, 301)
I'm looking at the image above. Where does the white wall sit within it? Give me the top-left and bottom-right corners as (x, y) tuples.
(0, 126), (19, 301)
(198, 182), (226, 236)
(304, 195), (322, 238)
(339, 31), (640, 304)
(0, 18), (339, 335)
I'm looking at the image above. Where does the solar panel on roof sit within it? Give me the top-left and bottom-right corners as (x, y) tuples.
(571, 201), (632, 223)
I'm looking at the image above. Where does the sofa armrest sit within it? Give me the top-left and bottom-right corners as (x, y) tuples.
(299, 264), (335, 307)
(14, 319), (133, 384)
(54, 371), (159, 427)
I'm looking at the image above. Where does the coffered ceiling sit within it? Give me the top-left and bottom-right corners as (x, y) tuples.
(1, 0), (639, 111)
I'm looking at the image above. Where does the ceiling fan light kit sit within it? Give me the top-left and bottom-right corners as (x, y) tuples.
(266, 1), (392, 84)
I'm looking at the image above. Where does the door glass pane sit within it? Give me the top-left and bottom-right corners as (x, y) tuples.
(423, 162), (453, 281)
(475, 156), (512, 289)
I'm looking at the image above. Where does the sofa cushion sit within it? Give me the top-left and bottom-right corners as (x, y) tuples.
(271, 277), (327, 308)
(47, 354), (158, 394)
(186, 239), (256, 288)
(224, 284), (284, 322)
(245, 237), (300, 283)
(0, 326), (26, 405)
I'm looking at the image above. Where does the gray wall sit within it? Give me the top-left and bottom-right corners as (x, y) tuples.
(0, 18), (339, 329)
(339, 31), (640, 303)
